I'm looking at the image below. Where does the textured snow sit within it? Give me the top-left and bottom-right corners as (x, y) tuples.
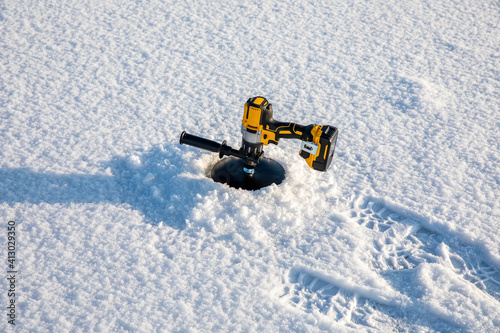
(1, 0), (499, 331)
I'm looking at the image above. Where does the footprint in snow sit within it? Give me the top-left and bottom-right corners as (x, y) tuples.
(350, 196), (500, 300)
(280, 197), (500, 329)
(281, 269), (396, 330)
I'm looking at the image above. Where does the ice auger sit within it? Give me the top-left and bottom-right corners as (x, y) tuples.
(180, 96), (338, 190)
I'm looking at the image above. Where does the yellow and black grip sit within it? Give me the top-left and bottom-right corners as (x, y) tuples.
(261, 121), (307, 145)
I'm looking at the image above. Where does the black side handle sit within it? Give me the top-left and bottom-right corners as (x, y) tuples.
(179, 131), (263, 163)
(179, 131), (224, 153)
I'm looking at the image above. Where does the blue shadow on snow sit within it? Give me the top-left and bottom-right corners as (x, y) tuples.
(0, 146), (211, 229)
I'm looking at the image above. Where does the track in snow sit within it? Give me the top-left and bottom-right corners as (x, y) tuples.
(351, 196), (500, 300)
(281, 196), (500, 329)
(280, 268), (399, 330)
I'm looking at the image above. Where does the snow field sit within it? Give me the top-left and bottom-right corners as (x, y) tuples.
(1, 0), (499, 331)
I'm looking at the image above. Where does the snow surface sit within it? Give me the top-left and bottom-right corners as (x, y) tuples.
(1, 0), (499, 331)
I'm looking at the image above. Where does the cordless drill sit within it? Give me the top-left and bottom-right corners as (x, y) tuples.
(240, 96), (338, 172)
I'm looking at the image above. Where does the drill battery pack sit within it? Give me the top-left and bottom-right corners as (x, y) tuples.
(300, 125), (338, 172)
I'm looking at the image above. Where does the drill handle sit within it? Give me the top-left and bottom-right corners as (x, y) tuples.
(261, 121), (308, 145)
(179, 131), (223, 153)
(179, 131), (262, 163)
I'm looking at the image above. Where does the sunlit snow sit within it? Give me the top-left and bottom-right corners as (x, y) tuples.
(1, 0), (499, 331)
